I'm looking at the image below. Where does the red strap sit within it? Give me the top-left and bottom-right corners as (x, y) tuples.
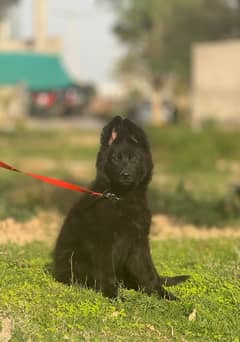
(0, 161), (103, 198)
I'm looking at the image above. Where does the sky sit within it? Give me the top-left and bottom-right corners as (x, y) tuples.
(19, 0), (123, 86)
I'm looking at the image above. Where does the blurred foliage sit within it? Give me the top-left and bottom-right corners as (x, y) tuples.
(101, 0), (240, 82)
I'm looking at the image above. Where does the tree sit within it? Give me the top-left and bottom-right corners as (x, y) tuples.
(100, 0), (240, 123)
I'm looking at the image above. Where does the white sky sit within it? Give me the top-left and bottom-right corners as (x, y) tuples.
(19, 0), (123, 86)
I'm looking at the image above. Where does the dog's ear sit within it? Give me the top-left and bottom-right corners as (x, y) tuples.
(108, 128), (118, 146)
(101, 116), (123, 146)
(123, 118), (150, 149)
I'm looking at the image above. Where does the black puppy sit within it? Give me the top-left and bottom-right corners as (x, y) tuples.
(54, 116), (189, 300)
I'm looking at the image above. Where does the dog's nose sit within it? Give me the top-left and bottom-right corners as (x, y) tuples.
(121, 172), (130, 179)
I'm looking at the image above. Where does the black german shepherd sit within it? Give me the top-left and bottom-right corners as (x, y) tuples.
(54, 116), (189, 300)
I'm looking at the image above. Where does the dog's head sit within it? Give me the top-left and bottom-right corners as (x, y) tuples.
(97, 116), (153, 191)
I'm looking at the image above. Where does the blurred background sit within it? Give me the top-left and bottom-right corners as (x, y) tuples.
(1, 0), (240, 241)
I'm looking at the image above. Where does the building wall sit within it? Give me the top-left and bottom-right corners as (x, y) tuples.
(192, 39), (240, 125)
(0, 0), (20, 41)
(0, 37), (62, 54)
(0, 85), (29, 126)
(0, 0), (62, 54)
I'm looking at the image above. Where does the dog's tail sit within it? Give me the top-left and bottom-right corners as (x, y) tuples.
(159, 275), (190, 287)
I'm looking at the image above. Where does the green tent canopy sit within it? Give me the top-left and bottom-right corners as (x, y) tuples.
(0, 52), (74, 91)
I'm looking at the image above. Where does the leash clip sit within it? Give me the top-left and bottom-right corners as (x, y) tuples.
(103, 192), (121, 201)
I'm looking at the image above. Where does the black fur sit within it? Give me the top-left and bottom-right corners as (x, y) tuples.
(54, 116), (189, 300)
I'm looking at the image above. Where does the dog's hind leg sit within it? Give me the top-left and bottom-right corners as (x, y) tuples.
(124, 240), (189, 300)
(158, 275), (190, 287)
(119, 268), (180, 300)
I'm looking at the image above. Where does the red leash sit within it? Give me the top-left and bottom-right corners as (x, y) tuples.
(0, 161), (120, 200)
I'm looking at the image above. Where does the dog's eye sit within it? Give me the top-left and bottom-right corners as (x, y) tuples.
(128, 155), (137, 162)
(111, 154), (121, 163)
(130, 135), (138, 144)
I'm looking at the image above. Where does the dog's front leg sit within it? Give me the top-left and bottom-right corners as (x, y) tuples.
(95, 275), (118, 299)
(93, 251), (118, 299)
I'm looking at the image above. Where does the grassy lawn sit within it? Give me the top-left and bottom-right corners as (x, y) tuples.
(0, 125), (240, 341)
(0, 239), (239, 341)
(0, 125), (240, 225)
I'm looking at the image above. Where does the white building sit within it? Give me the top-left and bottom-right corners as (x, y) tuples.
(192, 39), (240, 126)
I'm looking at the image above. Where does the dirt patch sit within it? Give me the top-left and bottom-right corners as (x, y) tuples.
(62, 160), (95, 179)
(216, 159), (240, 175)
(17, 158), (94, 180)
(151, 214), (240, 240)
(0, 316), (13, 342)
(1, 212), (240, 246)
(68, 134), (99, 147)
(0, 211), (62, 246)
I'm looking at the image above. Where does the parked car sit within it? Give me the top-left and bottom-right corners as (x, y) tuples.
(30, 84), (96, 117)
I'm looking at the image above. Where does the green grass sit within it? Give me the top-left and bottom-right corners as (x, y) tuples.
(0, 129), (98, 161)
(0, 239), (239, 341)
(147, 125), (240, 173)
(1, 126), (240, 341)
(0, 173), (80, 221)
(1, 125), (240, 225)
